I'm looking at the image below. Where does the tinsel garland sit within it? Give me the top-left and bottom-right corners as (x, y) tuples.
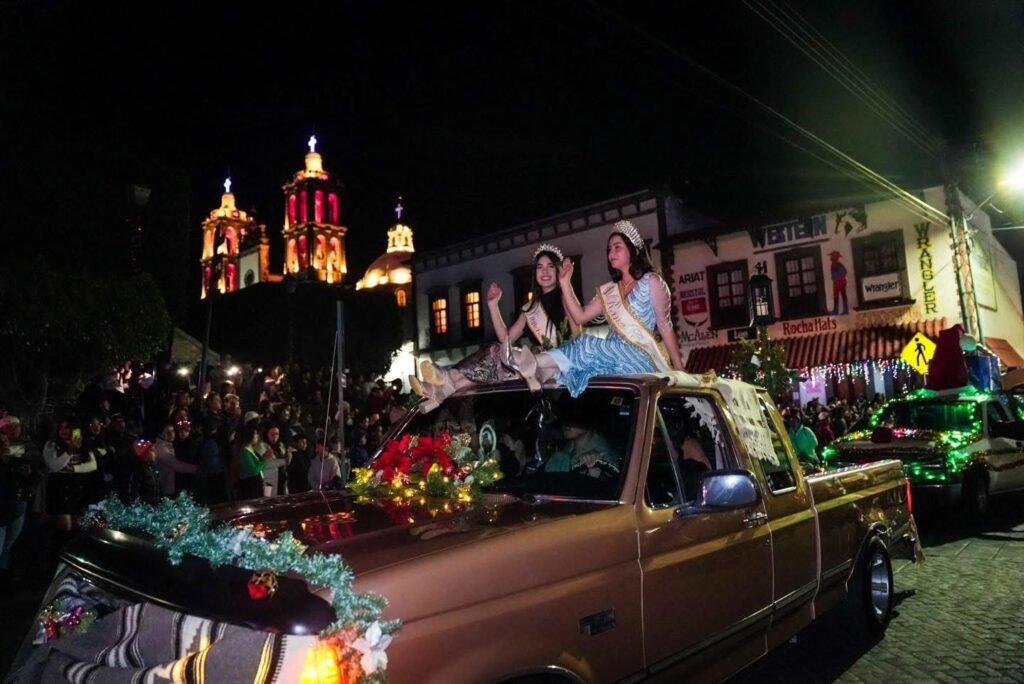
(80, 494), (397, 645)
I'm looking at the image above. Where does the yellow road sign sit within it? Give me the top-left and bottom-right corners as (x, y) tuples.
(900, 332), (936, 374)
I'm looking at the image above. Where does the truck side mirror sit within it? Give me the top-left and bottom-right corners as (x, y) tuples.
(676, 470), (761, 517)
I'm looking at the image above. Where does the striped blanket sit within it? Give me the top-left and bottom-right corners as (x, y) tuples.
(10, 566), (316, 684)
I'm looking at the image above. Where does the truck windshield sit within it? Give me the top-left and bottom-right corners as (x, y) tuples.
(876, 400), (979, 432)
(381, 385), (640, 501)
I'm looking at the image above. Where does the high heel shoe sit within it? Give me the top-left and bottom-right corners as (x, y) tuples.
(409, 370), (457, 413)
(420, 360), (446, 387)
(502, 340), (542, 393)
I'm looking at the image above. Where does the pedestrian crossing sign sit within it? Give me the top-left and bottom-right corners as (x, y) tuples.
(900, 333), (936, 374)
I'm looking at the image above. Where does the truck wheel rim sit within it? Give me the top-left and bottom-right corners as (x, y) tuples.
(868, 548), (891, 620)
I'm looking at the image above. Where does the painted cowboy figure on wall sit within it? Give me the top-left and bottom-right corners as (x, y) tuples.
(829, 250), (849, 316)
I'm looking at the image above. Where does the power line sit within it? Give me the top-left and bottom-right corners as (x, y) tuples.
(743, 0), (942, 159)
(573, 0), (949, 225)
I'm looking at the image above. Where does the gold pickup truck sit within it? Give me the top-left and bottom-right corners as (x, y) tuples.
(12, 374), (918, 683)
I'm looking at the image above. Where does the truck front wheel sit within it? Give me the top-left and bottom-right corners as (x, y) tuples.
(841, 536), (893, 643)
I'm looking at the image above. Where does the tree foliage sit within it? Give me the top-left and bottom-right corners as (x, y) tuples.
(729, 327), (800, 403)
(0, 258), (172, 414)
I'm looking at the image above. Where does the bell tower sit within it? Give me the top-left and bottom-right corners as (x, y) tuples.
(281, 136), (348, 283)
(200, 178), (263, 298)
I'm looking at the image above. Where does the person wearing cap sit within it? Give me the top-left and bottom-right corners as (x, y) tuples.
(545, 411), (619, 479)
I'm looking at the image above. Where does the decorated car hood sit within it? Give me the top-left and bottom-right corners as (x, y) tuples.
(209, 490), (614, 576)
(831, 428), (980, 460)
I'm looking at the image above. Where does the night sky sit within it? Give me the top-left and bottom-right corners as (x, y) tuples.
(5, 1), (1024, 313)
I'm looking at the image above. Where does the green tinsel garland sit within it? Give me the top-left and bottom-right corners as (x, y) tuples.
(80, 494), (396, 638)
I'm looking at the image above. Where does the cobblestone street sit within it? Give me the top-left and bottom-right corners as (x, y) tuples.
(733, 493), (1024, 683)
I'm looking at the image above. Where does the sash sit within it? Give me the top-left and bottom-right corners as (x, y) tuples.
(598, 280), (673, 372)
(523, 302), (556, 346)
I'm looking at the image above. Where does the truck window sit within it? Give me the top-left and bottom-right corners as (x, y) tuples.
(646, 394), (733, 507)
(757, 398), (798, 493)
(987, 401), (1011, 426)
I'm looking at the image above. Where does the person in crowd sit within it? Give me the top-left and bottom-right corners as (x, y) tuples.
(347, 429), (370, 470)
(814, 411), (835, 445)
(308, 438), (343, 491)
(787, 415), (820, 469)
(104, 413), (135, 502)
(234, 423), (265, 500)
(412, 243), (579, 407)
(287, 431), (312, 494)
(173, 417), (201, 494)
(197, 418), (227, 504)
(43, 419), (102, 530)
(263, 425), (290, 495)
(128, 440), (161, 505)
(153, 422), (197, 498)
(0, 431), (38, 577)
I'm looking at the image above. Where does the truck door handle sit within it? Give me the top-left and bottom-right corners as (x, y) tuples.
(743, 512), (768, 528)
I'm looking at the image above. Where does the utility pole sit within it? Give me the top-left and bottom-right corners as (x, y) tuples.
(943, 182), (982, 341)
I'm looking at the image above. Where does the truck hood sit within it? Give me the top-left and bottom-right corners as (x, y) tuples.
(207, 490), (614, 576)
(832, 428), (976, 461)
(58, 491), (616, 635)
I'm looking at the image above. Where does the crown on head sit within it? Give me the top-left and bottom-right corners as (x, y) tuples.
(611, 220), (645, 249)
(533, 243), (564, 262)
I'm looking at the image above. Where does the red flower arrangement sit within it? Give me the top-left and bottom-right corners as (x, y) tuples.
(373, 433), (459, 483)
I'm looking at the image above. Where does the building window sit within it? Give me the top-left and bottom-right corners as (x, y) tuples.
(460, 281), (483, 341)
(299, 190), (308, 223)
(288, 194), (297, 225)
(431, 296), (448, 337)
(852, 230), (909, 307)
(775, 246), (825, 318)
(706, 260), (748, 329)
(464, 291), (481, 328)
(396, 289), (407, 307)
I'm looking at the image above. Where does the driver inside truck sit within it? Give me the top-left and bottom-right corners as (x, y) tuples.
(545, 409), (620, 479)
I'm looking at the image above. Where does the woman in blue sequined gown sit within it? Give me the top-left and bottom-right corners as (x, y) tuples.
(512, 222), (685, 397)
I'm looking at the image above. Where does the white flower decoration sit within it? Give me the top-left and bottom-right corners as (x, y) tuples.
(352, 621), (392, 675)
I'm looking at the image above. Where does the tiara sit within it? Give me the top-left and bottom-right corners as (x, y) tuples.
(533, 243), (564, 262)
(611, 220), (645, 249)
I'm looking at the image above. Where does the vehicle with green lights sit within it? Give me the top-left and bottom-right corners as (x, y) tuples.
(823, 388), (1024, 518)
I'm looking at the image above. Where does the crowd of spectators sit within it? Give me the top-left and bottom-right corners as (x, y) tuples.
(0, 360), (411, 583)
(780, 395), (887, 467)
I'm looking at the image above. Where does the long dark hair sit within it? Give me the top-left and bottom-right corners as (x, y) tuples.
(526, 249), (567, 329)
(607, 233), (656, 283)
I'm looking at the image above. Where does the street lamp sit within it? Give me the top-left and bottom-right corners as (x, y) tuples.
(748, 272), (776, 328)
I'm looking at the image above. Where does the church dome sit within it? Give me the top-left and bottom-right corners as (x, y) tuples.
(356, 201), (415, 292)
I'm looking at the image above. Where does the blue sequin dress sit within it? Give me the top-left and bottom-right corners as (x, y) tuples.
(548, 272), (662, 397)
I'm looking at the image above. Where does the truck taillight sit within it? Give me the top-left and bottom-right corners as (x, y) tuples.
(905, 479), (913, 515)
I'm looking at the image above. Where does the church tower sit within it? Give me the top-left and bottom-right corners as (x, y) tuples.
(281, 136), (348, 284)
(200, 178), (265, 298)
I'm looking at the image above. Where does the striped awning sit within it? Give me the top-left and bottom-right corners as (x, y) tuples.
(685, 318), (947, 373)
(984, 337), (1024, 369)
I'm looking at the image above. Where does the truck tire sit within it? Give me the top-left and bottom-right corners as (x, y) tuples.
(840, 536), (893, 643)
(962, 469), (989, 522)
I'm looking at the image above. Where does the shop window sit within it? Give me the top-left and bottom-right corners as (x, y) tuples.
(852, 230), (909, 307)
(775, 246), (825, 319)
(706, 260), (748, 329)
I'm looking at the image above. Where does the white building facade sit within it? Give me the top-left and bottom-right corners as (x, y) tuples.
(672, 186), (1024, 403)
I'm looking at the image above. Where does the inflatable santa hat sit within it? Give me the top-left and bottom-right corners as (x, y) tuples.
(925, 324), (969, 391)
